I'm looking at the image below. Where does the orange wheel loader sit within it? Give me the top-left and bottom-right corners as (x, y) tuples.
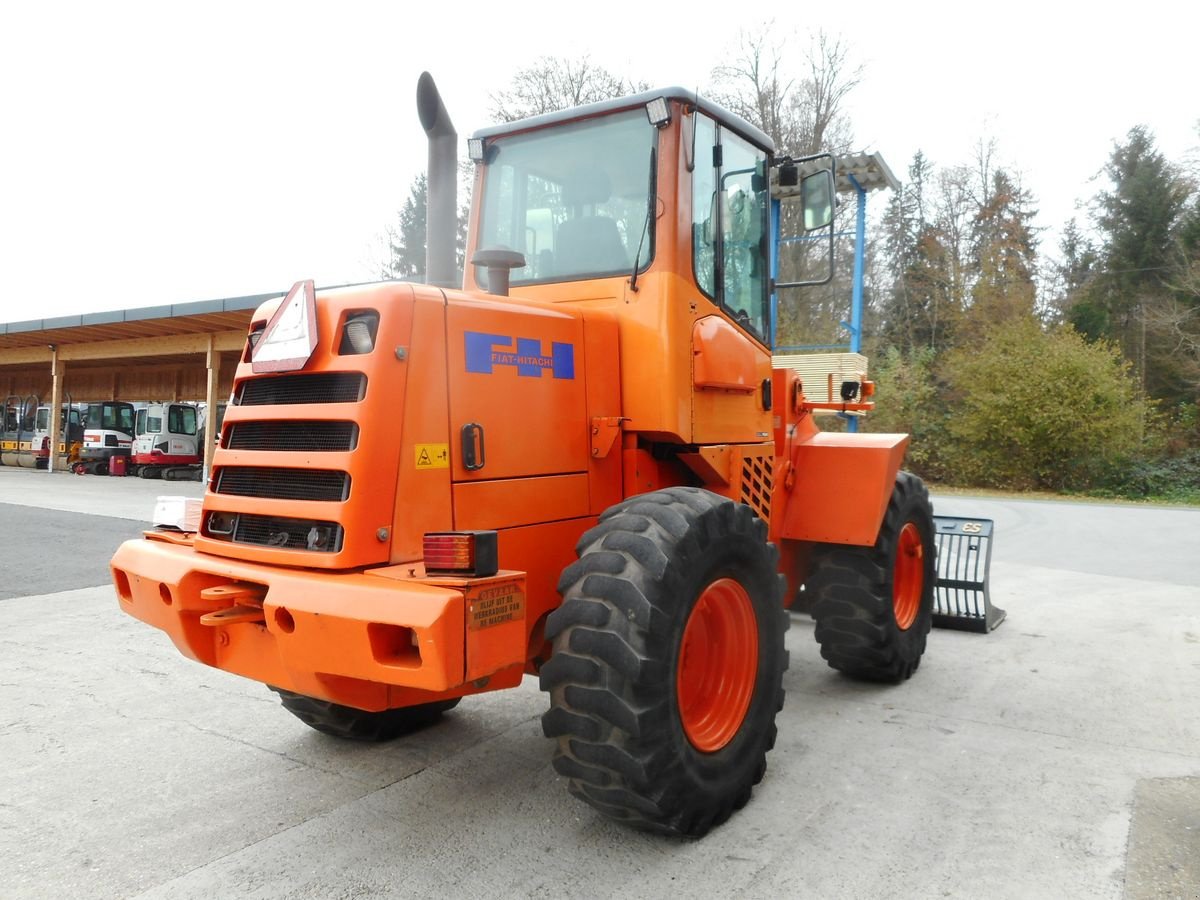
(111, 73), (935, 837)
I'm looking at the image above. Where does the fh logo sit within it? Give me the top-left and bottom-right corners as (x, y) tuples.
(464, 331), (575, 379)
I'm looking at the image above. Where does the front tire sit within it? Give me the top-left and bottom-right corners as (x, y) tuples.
(269, 687), (459, 741)
(540, 487), (788, 837)
(807, 471), (935, 682)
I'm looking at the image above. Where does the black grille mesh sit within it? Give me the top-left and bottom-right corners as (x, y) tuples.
(216, 514), (344, 552)
(225, 421), (358, 452)
(740, 455), (774, 523)
(215, 466), (349, 501)
(237, 372), (365, 406)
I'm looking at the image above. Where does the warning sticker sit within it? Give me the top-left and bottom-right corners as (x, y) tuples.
(468, 583), (526, 631)
(414, 443), (450, 470)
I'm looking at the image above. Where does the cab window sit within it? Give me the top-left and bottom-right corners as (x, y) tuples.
(477, 110), (657, 285)
(169, 405), (197, 435)
(692, 115), (770, 342)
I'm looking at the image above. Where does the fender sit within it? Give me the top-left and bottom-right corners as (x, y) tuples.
(776, 430), (910, 546)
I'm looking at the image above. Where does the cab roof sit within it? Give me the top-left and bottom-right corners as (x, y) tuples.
(471, 86), (775, 154)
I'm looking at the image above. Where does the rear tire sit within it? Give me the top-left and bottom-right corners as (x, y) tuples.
(807, 471), (935, 682)
(269, 687), (459, 741)
(540, 487), (788, 837)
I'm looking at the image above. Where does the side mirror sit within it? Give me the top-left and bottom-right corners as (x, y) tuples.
(802, 170), (834, 231)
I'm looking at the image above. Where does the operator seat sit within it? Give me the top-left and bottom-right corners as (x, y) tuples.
(555, 169), (628, 275)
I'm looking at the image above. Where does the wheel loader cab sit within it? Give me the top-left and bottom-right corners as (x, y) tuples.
(465, 92), (776, 446)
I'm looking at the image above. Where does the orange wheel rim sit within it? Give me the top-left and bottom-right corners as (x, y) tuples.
(676, 578), (758, 753)
(893, 522), (924, 631)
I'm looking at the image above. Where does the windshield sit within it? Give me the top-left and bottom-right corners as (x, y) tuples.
(477, 110), (657, 286)
(87, 402), (135, 434)
(169, 404), (197, 435)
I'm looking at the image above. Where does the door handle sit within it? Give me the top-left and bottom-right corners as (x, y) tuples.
(461, 422), (485, 471)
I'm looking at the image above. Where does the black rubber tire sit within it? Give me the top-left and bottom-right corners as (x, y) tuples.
(540, 487), (788, 837)
(807, 470), (935, 683)
(269, 687), (460, 741)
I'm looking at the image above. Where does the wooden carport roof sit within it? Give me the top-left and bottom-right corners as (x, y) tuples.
(0, 292), (281, 364)
(0, 291), (284, 472)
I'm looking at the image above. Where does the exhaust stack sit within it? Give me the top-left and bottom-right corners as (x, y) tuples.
(417, 72), (457, 289)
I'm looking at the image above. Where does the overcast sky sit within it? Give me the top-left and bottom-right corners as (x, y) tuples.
(2, 0), (1197, 322)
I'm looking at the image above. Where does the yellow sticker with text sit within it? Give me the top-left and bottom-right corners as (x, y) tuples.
(415, 443), (450, 470)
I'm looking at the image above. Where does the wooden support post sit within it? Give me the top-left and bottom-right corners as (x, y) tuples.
(204, 335), (219, 478)
(48, 348), (62, 473)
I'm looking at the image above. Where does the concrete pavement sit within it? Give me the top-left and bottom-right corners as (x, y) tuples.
(1, 467), (1197, 898)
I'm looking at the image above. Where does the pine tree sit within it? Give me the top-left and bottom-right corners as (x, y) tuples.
(1047, 219), (1098, 324)
(964, 168), (1039, 336)
(381, 174), (428, 282)
(1069, 126), (1191, 396)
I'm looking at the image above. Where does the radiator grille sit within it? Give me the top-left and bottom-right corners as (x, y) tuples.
(740, 455), (774, 522)
(225, 421), (358, 452)
(215, 466), (349, 502)
(237, 372), (366, 406)
(206, 513), (344, 552)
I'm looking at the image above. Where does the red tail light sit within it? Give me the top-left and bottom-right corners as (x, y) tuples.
(423, 531), (498, 577)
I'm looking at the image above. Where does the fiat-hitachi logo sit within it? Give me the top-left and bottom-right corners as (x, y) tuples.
(464, 331), (575, 379)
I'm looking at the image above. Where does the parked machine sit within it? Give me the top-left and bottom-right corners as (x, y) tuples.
(113, 76), (940, 836)
(30, 401), (84, 469)
(1, 395), (39, 467)
(131, 402), (203, 480)
(76, 401), (135, 475)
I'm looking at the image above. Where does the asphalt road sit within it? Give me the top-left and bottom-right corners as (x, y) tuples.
(0, 504), (146, 599)
(1, 469), (1197, 898)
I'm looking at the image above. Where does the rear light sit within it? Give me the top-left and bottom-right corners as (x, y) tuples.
(339, 311), (379, 355)
(423, 531), (498, 577)
(244, 323), (266, 362)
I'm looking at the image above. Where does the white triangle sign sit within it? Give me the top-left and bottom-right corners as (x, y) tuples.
(252, 279), (319, 373)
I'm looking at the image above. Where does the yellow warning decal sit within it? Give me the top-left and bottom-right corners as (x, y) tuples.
(414, 443), (450, 469)
(468, 583), (526, 631)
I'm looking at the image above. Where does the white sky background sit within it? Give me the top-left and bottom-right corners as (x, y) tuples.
(2, 0), (1197, 322)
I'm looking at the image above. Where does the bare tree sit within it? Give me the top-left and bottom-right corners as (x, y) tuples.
(710, 25), (864, 348)
(710, 26), (861, 157)
(490, 56), (648, 123)
(709, 28), (796, 150)
(796, 30), (862, 156)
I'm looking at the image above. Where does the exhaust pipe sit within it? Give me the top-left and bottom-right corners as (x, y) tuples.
(417, 72), (457, 289)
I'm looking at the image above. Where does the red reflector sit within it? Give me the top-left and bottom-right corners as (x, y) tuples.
(423, 531), (498, 577)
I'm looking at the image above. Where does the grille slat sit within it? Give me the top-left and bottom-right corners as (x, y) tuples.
(237, 372), (366, 406)
(215, 466), (349, 502)
(225, 421), (358, 452)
